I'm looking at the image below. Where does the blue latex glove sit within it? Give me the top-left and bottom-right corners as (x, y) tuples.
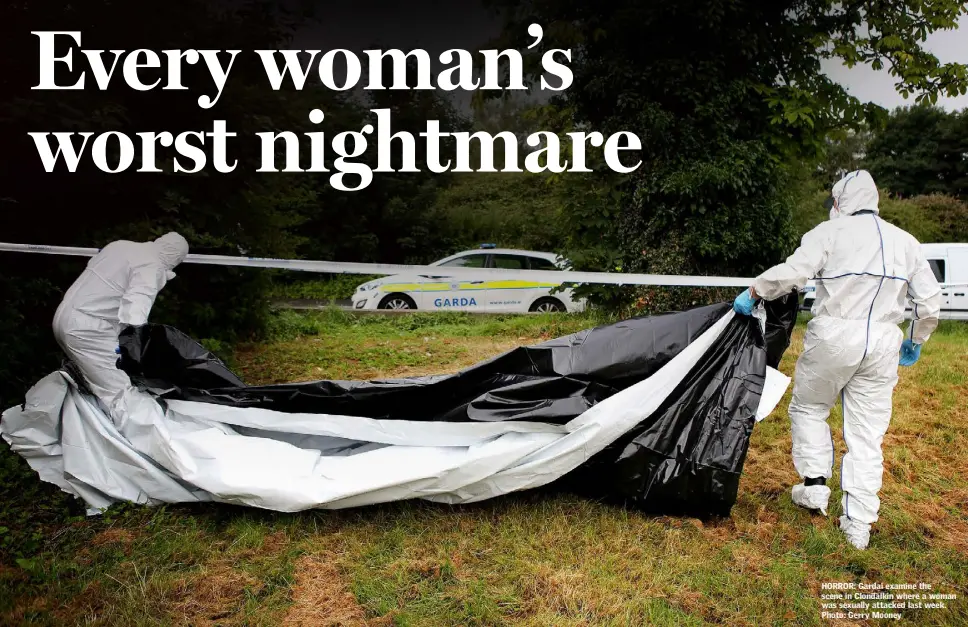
(899, 339), (921, 366)
(733, 289), (757, 316)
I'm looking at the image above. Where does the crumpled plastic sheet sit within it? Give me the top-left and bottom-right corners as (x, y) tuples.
(2, 295), (798, 517)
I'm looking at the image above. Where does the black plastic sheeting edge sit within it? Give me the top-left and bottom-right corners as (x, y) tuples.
(118, 293), (799, 517)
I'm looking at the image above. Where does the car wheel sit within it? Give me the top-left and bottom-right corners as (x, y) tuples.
(530, 297), (565, 313)
(378, 294), (417, 310)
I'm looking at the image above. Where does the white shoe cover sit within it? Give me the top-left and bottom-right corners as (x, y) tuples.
(791, 483), (830, 516)
(840, 515), (871, 550)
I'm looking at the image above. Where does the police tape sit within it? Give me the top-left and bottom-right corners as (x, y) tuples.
(0, 242), (755, 288)
(3, 242), (966, 289)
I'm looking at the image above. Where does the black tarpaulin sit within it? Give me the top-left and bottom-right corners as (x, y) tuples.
(114, 293), (798, 516)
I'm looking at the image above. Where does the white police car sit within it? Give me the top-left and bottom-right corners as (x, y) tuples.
(351, 246), (587, 313)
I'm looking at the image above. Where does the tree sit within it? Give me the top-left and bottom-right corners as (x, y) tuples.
(472, 92), (545, 138)
(0, 0), (323, 405)
(427, 171), (566, 253)
(819, 126), (872, 182)
(485, 0), (968, 309)
(946, 110), (968, 199)
(865, 105), (968, 199)
(282, 56), (471, 267)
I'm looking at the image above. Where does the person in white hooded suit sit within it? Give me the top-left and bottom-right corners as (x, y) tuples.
(733, 170), (941, 549)
(52, 233), (190, 409)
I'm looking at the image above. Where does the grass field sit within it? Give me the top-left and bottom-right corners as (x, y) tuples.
(1, 310), (966, 626)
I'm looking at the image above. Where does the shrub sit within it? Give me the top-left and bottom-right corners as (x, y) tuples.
(267, 275), (380, 302)
(880, 193), (968, 244)
(910, 194), (968, 242)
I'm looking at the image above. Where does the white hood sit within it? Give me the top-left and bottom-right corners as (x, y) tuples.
(830, 170), (879, 219)
(154, 232), (189, 270)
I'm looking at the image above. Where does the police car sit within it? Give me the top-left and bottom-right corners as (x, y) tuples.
(351, 246), (587, 313)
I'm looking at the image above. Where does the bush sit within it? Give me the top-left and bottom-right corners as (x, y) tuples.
(266, 307), (352, 340)
(0, 274), (67, 409)
(790, 190), (831, 240)
(267, 275), (380, 302)
(790, 185), (968, 245)
(910, 194), (968, 242)
(150, 265), (275, 344)
(428, 172), (565, 253)
(875, 194), (967, 244)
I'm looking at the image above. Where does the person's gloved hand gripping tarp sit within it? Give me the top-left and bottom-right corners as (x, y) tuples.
(733, 289), (758, 316)
(738, 170), (941, 549)
(51, 233), (189, 410)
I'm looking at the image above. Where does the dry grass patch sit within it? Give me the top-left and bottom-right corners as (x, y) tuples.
(2, 596), (50, 625)
(54, 580), (109, 624)
(902, 497), (968, 555)
(522, 565), (590, 616)
(168, 562), (260, 626)
(283, 554), (383, 627)
(363, 338), (525, 380)
(89, 527), (140, 548)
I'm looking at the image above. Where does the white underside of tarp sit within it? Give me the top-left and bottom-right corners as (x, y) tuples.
(1, 311), (791, 513)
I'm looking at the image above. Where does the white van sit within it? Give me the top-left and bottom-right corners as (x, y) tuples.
(802, 243), (968, 320)
(921, 243), (968, 320)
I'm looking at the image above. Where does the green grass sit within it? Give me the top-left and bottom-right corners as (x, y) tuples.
(245, 309), (611, 383)
(266, 307), (610, 340)
(2, 312), (967, 625)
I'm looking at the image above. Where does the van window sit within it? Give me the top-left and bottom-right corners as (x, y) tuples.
(529, 257), (560, 271)
(439, 254), (487, 268)
(491, 255), (528, 270)
(928, 259), (946, 282)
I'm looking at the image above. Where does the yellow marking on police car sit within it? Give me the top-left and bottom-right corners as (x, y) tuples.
(379, 280), (562, 293)
(485, 280), (561, 289)
(379, 282), (450, 292)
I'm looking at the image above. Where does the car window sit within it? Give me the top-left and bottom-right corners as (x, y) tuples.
(928, 259), (946, 283)
(439, 254), (487, 268)
(491, 255), (528, 270)
(528, 257), (560, 271)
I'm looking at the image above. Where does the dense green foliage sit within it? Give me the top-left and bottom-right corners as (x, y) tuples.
(292, 80), (469, 265)
(485, 0), (967, 308)
(266, 274), (379, 302)
(0, 0), (466, 407)
(865, 105), (968, 199)
(794, 189), (968, 242)
(428, 173), (566, 252)
(816, 127), (872, 182)
(1, 1), (316, 405)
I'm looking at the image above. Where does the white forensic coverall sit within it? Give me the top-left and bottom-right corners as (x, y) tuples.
(52, 233), (189, 408)
(752, 170), (941, 546)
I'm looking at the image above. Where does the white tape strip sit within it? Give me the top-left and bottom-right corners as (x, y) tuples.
(3, 242), (965, 289)
(0, 242), (754, 288)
